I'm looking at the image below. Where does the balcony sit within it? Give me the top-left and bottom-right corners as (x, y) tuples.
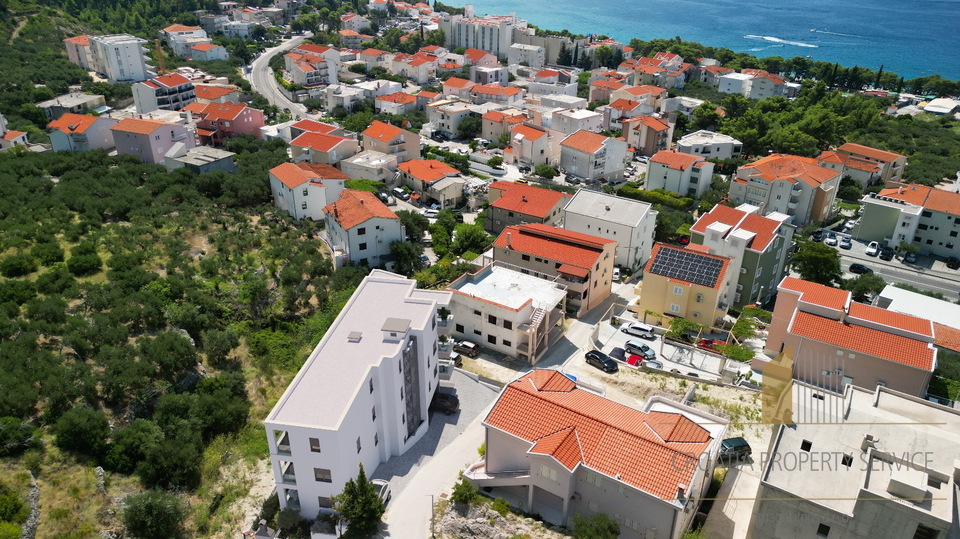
(438, 358), (454, 380)
(787, 201), (798, 210)
(275, 430), (291, 455)
(438, 340), (452, 359)
(437, 316), (453, 336)
(464, 460), (530, 487)
(284, 489), (301, 511)
(281, 461), (297, 484)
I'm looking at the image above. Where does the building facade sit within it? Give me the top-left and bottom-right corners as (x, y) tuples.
(88, 34), (154, 83)
(562, 190), (657, 272)
(323, 189), (405, 269)
(264, 270), (451, 519)
(47, 113), (118, 152)
(484, 181), (569, 235)
(269, 162), (348, 222)
(361, 121), (420, 163)
(729, 154), (841, 226)
(110, 118), (196, 164)
(675, 130), (742, 160)
(132, 73), (197, 115)
(632, 244), (732, 325)
(858, 185), (960, 258)
(647, 150), (715, 198)
(559, 130), (627, 183)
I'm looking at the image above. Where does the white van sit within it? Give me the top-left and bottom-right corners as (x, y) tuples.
(620, 322), (656, 340)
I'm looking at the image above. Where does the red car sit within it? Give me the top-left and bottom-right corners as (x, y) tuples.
(699, 339), (725, 353)
(678, 235), (690, 245)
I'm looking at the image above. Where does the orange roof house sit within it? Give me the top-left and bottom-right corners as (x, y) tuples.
(323, 189), (399, 230)
(486, 181), (570, 229)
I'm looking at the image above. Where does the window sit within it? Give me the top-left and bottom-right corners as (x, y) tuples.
(801, 439), (812, 452)
(914, 524), (939, 539)
(539, 464), (557, 481)
(503, 320), (512, 330)
(400, 387), (403, 400)
(359, 242), (367, 251)
(474, 309), (481, 316)
(473, 329), (481, 336)
(374, 433), (379, 446)
(301, 202), (307, 210)
(508, 211), (514, 217)
(314, 468), (332, 483)
(522, 254), (530, 261)
(358, 227), (366, 235)
(487, 335), (496, 345)
(670, 304), (680, 313)
(952, 231), (958, 237)
(369, 379), (374, 393)
(402, 413), (405, 424)
(488, 314), (497, 324)
(356, 437), (361, 453)
(318, 496), (333, 508)
(372, 406), (376, 421)
(918, 224), (929, 230)
(302, 188), (308, 196)
(586, 471), (602, 487)
(922, 210), (932, 218)
(673, 286), (683, 295)
(309, 438), (321, 452)
(816, 523), (830, 537)
(502, 339), (511, 347)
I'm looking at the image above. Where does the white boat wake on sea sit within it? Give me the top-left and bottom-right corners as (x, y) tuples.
(810, 28), (866, 38)
(744, 34), (818, 48)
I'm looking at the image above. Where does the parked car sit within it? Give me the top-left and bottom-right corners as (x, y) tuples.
(839, 236), (852, 249)
(947, 257), (960, 270)
(371, 479), (392, 505)
(678, 235), (690, 245)
(850, 263), (873, 274)
(824, 232), (838, 246)
(620, 322), (656, 340)
(377, 190), (390, 203)
(392, 187), (410, 201)
(518, 164), (531, 173)
(719, 436), (752, 461)
(421, 209), (439, 219)
(642, 359), (663, 369)
(448, 351), (462, 368)
(865, 241), (880, 256)
(879, 247), (895, 261)
(514, 178), (529, 185)
(608, 347), (626, 361)
(612, 267), (621, 281)
(429, 390), (460, 415)
(453, 340), (479, 357)
(420, 254), (430, 266)
(585, 350), (618, 373)
(811, 229), (825, 242)
(904, 251), (918, 264)
(625, 354), (644, 367)
(624, 339), (656, 359)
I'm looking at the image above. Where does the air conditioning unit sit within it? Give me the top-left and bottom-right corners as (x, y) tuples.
(693, 312), (700, 318)
(835, 369), (844, 376)
(736, 284), (743, 291)
(740, 267), (747, 274)
(821, 370), (831, 376)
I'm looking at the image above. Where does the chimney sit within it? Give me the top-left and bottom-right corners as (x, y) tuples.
(522, 195), (528, 202)
(506, 232), (511, 248)
(898, 186), (903, 194)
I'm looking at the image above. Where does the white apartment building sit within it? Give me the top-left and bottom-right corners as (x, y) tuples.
(264, 270), (452, 519)
(339, 150), (398, 183)
(717, 72), (753, 96)
(676, 130), (742, 160)
(559, 130), (628, 182)
(550, 108), (602, 135)
(447, 264), (567, 365)
(507, 43), (545, 69)
(132, 73), (196, 114)
(269, 162), (348, 221)
(88, 34), (154, 83)
(323, 189), (405, 269)
(858, 184), (960, 258)
(439, 5), (527, 58)
(562, 190), (657, 271)
(160, 24), (210, 57)
(647, 149), (715, 198)
(729, 154), (841, 226)
(47, 113), (118, 152)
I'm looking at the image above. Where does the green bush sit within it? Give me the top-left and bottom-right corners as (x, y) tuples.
(67, 253), (103, 276)
(51, 406), (110, 458)
(451, 478), (479, 505)
(122, 491), (187, 539)
(31, 242), (64, 266)
(490, 497), (511, 516)
(617, 185), (693, 210)
(0, 254), (38, 277)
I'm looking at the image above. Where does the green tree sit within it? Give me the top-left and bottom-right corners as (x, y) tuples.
(435, 210), (459, 235)
(52, 406), (110, 458)
(389, 241), (425, 275)
(534, 164), (557, 179)
(139, 332), (197, 381)
(844, 273), (886, 302)
(450, 224), (491, 257)
(487, 156), (504, 169)
(792, 241), (841, 286)
(691, 102), (722, 131)
(0, 417), (37, 457)
(203, 327), (240, 366)
(457, 116), (482, 139)
(571, 512), (619, 539)
(396, 209), (430, 242)
(450, 478), (478, 504)
(121, 491), (187, 539)
(332, 463), (385, 537)
(0, 253), (38, 277)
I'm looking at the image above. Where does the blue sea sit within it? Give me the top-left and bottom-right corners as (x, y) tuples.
(446, 0), (960, 80)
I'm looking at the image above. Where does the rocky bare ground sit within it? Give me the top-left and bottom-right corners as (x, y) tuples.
(438, 502), (569, 539)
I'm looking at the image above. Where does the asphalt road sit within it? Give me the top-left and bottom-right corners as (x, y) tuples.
(247, 34), (311, 118)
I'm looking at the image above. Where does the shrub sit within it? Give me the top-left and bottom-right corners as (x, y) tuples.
(490, 497), (511, 516)
(31, 242), (64, 266)
(51, 406), (110, 458)
(67, 253), (102, 276)
(121, 491), (187, 539)
(0, 254), (38, 278)
(451, 478), (479, 505)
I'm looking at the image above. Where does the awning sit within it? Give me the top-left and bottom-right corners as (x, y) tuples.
(197, 128), (216, 136)
(557, 263), (589, 278)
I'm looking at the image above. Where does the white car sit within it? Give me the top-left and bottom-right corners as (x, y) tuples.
(371, 479), (392, 506)
(824, 233), (838, 246)
(421, 209), (439, 219)
(866, 241), (880, 256)
(612, 267), (621, 281)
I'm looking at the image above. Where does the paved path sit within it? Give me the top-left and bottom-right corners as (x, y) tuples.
(247, 35), (312, 117)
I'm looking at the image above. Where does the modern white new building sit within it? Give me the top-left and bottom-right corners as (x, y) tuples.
(88, 34), (154, 83)
(447, 264), (567, 365)
(562, 190), (657, 272)
(676, 130), (742, 160)
(507, 43), (545, 69)
(264, 270), (452, 519)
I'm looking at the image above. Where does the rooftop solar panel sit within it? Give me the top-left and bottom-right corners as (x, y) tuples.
(649, 247), (723, 288)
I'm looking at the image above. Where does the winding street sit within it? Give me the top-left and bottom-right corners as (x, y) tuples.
(246, 34), (313, 118)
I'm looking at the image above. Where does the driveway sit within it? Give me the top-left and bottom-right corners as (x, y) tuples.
(374, 371), (498, 538)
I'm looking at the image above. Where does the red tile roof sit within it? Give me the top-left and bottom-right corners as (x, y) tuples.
(485, 370), (713, 497)
(398, 159), (458, 183)
(362, 120), (404, 142)
(376, 92), (417, 105)
(876, 184), (960, 217)
(197, 101), (248, 121)
(323, 189), (398, 230)
(163, 24), (201, 33)
(181, 102), (207, 114)
(511, 124), (546, 141)
(778, 276), (850, 311)
(650, 149), (702, 171)
(838, 142), (904, 162)
(2, 130), (26, 141)
(488, 181), (566, 218)
(819, 151), (881, 173)
(470, 84), (523, 97)
(360, 47), (387, 56)
(295, 43), (331, 55)
(153, 73), (191, 88)
(644, 244), (730, 290)
(609, 98), (643, 112)
(493, 224), (614, 270)
(191, 42), (219, 52)
(270, 162), (348, 189)
(417, 91), (439, 99)
(64, 35), (90, 46)
(741, 154), (839, 188)
(110, 118), (169, 135)
(624, 85), (667, 97)
(560, 130), (609, 154)
(933, 323), (960, 353)
(789, 311), (935, 371)
(290, 132), (351, 151)
(590, 79), (626, 91)
(535, 69), (559, 78)
(47, 113), (99, 135)
(464, 48), (491, 61)
(291, 119), (339, 134)
(846, 302), (933, 337)
(194, 85), (237, 100)
(443, 77), (474, 89)
(690, 204), (781, 251)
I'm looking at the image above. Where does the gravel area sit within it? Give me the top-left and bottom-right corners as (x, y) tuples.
(369, 370), (499, 497)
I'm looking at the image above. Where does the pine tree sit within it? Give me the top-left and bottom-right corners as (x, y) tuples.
(332, 463), (385, 536)
(873, 65), (884, 89)
(572, 43), (579, 65)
